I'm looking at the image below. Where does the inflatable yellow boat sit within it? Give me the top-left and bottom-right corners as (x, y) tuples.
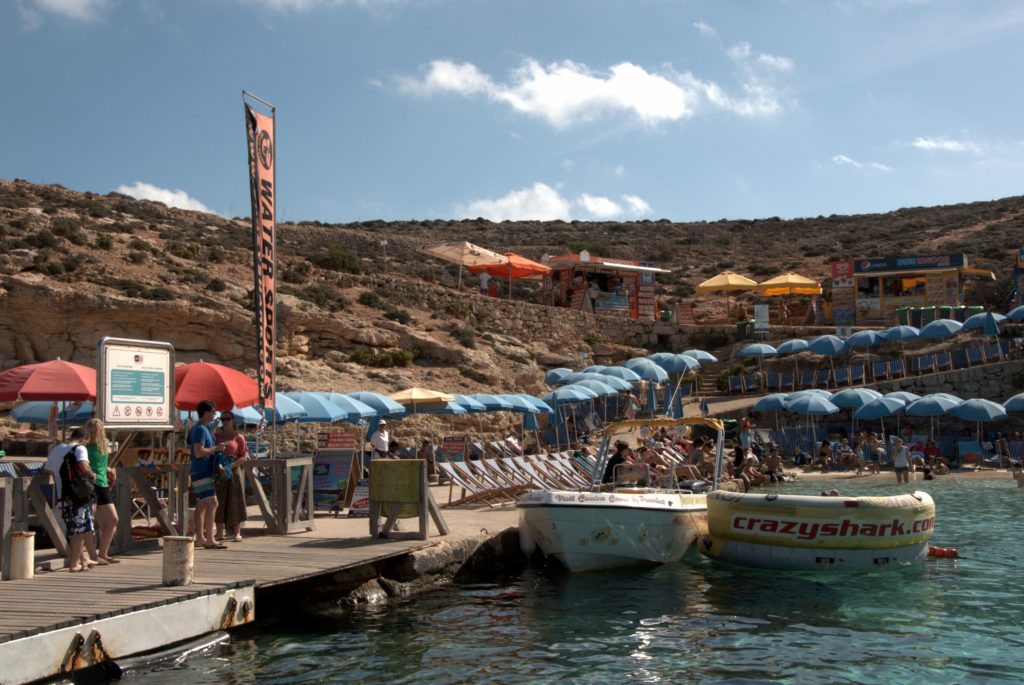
(698, 490), (935, 571)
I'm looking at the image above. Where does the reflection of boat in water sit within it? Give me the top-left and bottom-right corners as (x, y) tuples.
(517, 418), (725, 573)
(698, 490), (935, 571)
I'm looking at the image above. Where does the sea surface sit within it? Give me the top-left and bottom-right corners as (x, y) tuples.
(136, 477), (1022, 684)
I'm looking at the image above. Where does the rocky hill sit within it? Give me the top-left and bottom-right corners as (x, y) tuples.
(2, 177), (1023, 408)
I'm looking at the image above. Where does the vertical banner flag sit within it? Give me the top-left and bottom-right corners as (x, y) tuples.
(244, 101), (276, 410)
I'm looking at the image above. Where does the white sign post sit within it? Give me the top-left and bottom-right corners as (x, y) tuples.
(97, 338), (175, 431)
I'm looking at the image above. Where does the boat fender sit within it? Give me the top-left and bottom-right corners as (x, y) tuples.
(518, 523), (537, 556)
(765, 493), (778, 502)
(928, 546), (959, 558)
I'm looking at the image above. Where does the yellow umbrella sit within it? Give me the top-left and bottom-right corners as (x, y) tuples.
(757, 272), (822, 296)
(420, 242), (508, 289)
(697, 271), (758, 321)
(388, 387), (456, 408)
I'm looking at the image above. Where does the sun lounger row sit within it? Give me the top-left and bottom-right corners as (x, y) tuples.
(439, 451), (597, 507)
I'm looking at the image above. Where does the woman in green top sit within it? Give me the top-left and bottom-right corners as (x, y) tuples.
(85, 418), (120, 564)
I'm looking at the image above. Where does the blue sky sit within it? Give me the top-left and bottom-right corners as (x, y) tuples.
(2, 0), (1023, 223)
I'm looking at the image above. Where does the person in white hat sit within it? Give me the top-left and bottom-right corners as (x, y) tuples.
(370, 420), (390, 459)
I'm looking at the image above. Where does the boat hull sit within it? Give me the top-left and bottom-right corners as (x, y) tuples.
(698, 490), (935, 571)
(517, 490), (708, 573)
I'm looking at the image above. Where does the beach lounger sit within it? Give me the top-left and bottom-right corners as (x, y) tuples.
(951, 349), (969, 369)
(814, 369), (832, 388)
(872, 360), (888, 382)
(987, 342), (1005, 361)
(1007, 441), (1024, 466)
(778, 371), (795, 391)
(728, 376), (744, 394)
(742, 374), (760, 393)
(764, 373), (780, 391)
(833, 366), (850, 386)
(957, 440), (985, 467)
(887, 358), (905, 378)
(966, 344), (983, 366)
(521, 456), (579, 489)
(799, 369), (816, 389)
(849, 364), (865, 385)
(438, 462), (509, 507)
(914, 354), (933, 375)
(934, 351), (952, 371)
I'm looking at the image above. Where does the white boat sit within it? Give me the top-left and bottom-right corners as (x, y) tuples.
(517, 417), (726, 573)
(698, 489), (936, 571)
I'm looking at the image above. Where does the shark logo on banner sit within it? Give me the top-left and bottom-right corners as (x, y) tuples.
(244, 100), (276, 410)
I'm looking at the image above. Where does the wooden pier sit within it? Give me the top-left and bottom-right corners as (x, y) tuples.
(0, 516), (438, 684)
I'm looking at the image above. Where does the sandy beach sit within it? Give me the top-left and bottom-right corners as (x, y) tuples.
(785, 467), (1017, 484)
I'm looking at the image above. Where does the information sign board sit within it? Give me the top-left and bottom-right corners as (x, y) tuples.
(97, 337), (174, 431)
(313, 447), (357, 510)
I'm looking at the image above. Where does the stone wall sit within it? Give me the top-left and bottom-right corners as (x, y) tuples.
(869, 359), (1024, 402)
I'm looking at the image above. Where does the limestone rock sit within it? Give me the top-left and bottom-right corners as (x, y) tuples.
(340, 579), (389, 607)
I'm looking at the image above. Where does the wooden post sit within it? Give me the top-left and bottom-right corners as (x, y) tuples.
(0, 480), (12, 580)
(9, 531), (35, 580)
(161, 535), (194, 586)
(26, 475), (67, 557)
(173, 464), (190, 536)
(418, 460), (428, 540)
(113, 472), (133, 552)
(273, 460), (289, 535)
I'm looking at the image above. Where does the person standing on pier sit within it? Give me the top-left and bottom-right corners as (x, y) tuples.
(85, 419), (120, 564)
(214, 412), (250, 543)
(56, 427), (98, 572)
(189, 400), (230, 549)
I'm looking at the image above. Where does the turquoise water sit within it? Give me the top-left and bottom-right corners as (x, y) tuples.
(139, 478), (1023, 684)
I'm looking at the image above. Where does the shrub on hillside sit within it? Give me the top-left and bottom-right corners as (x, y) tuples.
(313, 246), (361, 274)
(349, 346), (418, 368)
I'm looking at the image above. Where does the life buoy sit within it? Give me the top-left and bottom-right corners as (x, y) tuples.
(928, 546), (959, 558)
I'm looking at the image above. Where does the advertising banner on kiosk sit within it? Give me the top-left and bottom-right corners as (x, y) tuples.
(442, 435), (467, 460)
(314, 431), (359, 510)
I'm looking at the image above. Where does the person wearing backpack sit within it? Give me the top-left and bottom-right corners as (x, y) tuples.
(189, 400), (230, 549)
(56, 427), (98, 572)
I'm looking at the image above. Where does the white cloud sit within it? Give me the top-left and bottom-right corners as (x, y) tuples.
(622, 194), (652, 214)
(115, 182), (214, 213)
(832, 154), (893, 172)
(23, 0), (107, 23)
(455, 183), (571, 221)
(238, 0), (401, 10)
(455, 184), (651, 221)
(693, 20), (716, 36)
(578, 193), (623, 219)
(911, 136), (983, 153)
(395, 54), (792, 128)
(756, 53), (794, 72)
(613, 165), (625, 177)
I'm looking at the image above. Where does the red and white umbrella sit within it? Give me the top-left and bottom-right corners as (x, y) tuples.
(0, 359), (97, 402)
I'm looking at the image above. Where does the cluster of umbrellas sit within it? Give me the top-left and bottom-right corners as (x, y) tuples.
(420, 241), (550, 298)
(738, 312), (1008, 371)
(752, 386), (1021, 451)
(697, 271), (822, 317)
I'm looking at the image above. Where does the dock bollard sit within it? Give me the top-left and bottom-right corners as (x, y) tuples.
(162, 536), (194, 586)
(10, 531), (35, 580)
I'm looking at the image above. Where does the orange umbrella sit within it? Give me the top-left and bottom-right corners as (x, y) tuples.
(174, 361), (259, 411)
(0, 359), (97, 402)
(468, 252), (551, 298)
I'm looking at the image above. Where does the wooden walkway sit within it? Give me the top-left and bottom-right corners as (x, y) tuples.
(0, 519), (434, 644)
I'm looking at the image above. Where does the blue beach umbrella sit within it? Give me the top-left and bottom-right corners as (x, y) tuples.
(495, 394), (542, 414)
(451, 394), (488, 413)
(682, 349), (718, 363)
(646, 352), (673, 362)
(621, 361), (669, 383)
(738, 343), (778, 358)
(581, 364), (608, 373)
(1005, 306), (1024, 323)
(649, 354), (700, 374)
(518, 395), (554, 415)
(544, 368), (574, 387)
(845, 330), (881, 348)
(1003, 393), (1024, 412)
(907, 394), (963, 441)
(348, 392), (406, 416)
(855, 396), (906, 420)
(282, 391), (349, 423)
(776, 339), (809, 354)
(322, 393), (377, 424)
(808, 335), (846, 356)
(886, 391), (922, 404)
(597, 366), (643, 382)
(263, 393), (307, 424)
(753, 393), (790, 412)
(229, 405), (264, 425)
(402, 400), (466, 416)
(789, 388), (833, 400)
(468, 393), (514, 412)
(785, 394), (840, 452)
(565, 373), (632, 391)
(11, 400), (94, 425)
(879, 325), (920, 341)
(949, 399), (1008, 464)
(962, 311), (1006, 331)
(566, 380), (618, 398)
(831, 388), (882, 408)
(543, 386), (598, 405)
(919, 319), (964, 339)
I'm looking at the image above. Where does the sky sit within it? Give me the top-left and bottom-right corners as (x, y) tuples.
(2, 0), (1023, 224)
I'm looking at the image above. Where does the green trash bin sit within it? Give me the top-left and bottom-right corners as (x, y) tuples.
(939, 305), (955, 320)
(735, 319), (755, 340)
(965, 305), (985, 320)
(919, 306), (938, 325)
(896, 307), (911, 325)
(909, 307), (923, 328)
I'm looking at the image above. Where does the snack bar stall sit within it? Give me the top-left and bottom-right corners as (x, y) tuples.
(541, 251), (670, 321)
(831, 254), (994, 326)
